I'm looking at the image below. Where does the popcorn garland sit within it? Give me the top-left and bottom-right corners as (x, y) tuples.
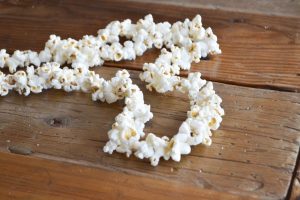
(0, 15), (224, 166)
(0, 14), (220, 73)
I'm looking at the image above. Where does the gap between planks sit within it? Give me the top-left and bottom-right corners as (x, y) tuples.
(287, 146), (300, 200)
(103, 63), (300, 93)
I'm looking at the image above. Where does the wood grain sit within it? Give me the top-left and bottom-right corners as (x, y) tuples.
(0, 0), (300, 199)
(0, 0), (299, 91)
(0, 67), (299, 199)
(0, 152), (250, 200)
(130, 0), (300, 18)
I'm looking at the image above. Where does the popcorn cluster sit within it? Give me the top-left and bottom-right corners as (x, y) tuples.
(0, 63), (144, 103)
(139, 15), (221, 93)
(0, 14), (224, 166)
(103, 71), (224, 166)
(0, 14), (220, 73)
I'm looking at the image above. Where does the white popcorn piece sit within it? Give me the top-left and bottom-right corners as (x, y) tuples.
(0, 71), (10, 96)
(39, 48), (52, 63)
(170, 135), (191, 162)
(0, 49), (9, 68)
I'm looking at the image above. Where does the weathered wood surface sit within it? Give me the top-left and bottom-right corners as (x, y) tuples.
(130, 0), (300, 18)
(0, 67), (300, 199)
(0, 152), (251, 200)
(0, 0), (300, 199)
(0, 0), (299, 91)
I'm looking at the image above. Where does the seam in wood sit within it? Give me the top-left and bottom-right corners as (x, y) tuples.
(103, 63), (300, 93)
(286, 146), (300, 199)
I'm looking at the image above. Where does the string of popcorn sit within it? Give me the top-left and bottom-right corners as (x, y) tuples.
(0, 14), (220, 73)
(0, 14), (224, 166)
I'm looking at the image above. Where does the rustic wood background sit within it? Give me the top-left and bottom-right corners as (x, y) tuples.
(0, 0), (299, 199)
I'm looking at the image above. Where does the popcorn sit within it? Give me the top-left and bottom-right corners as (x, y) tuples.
(0, 71), (10, 96)
(39, 48), (51, 63)
(170, 135), (191, 162)
(122, 41), (136, 60)
(0, 14), (224, 166)
(13, 71), (30, 96)
(140, 47), (193, 93)
(0, 49), (9, 68)
(120, 19), (133, 37)
(0, 14), (221, 74)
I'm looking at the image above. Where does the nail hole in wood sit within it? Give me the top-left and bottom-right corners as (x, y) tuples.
(46, 117), (69, 128)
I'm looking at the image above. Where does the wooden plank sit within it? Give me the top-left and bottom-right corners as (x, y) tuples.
(129, 0), (300, 18)
(0, 152), (248, 200)
(0, 0), (299, 91)
(0, 67), (299, 199)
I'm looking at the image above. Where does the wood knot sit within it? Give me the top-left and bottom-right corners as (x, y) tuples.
(46, 117), (70, 128)
(8, 145), (33, 155)
(230, 18), (245, 23)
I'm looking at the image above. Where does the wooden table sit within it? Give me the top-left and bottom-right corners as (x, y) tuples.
(0, 0), (299, 199)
